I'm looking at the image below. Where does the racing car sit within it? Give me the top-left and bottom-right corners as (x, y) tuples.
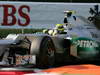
(0, 5), (100, 69)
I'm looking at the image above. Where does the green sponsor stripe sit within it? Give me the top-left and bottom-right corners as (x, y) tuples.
(71, 37), (100, 58)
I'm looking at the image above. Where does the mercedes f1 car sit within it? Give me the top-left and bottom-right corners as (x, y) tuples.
(0, 5), (100, 69)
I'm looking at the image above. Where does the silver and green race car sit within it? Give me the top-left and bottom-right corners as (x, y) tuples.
(0, 8), (100, 69)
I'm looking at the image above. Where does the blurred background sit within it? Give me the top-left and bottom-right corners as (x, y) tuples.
(0, 0), (99, 3)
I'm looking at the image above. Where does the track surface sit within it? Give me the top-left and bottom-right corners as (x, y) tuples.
(42, 64), (100, 75)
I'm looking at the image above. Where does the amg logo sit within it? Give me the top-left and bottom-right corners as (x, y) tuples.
(77, 40), (98, 48)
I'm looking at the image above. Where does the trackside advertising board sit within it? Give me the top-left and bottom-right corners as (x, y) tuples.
(0, 2), (99, 29)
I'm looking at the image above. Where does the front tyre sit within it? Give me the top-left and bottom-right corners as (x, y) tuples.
(37, 36), (56, 68)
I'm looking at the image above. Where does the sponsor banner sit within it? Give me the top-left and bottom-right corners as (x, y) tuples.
(71, 37), (100, 58)
(0, 2), (99, 29)
(16, 55), (36, 65)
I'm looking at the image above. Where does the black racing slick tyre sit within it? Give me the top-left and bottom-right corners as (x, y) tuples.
(30, 36), (56, 68)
